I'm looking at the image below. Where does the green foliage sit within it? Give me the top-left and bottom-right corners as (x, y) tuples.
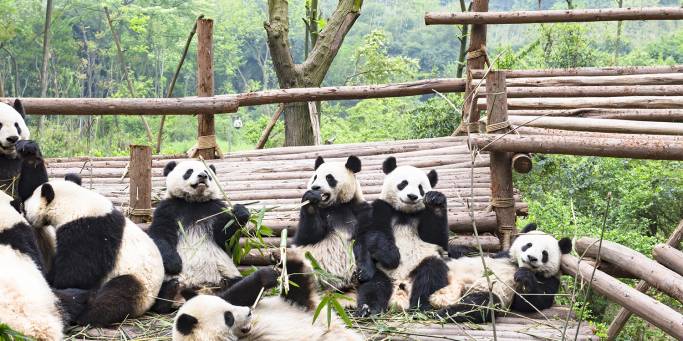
(407, 94), (462, 139)
(348, 29), (420, 85)
(0, 323), (32, 341)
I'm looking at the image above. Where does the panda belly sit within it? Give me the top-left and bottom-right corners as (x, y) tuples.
(0, 246), (63, 341)
(379, 222), (442, 309)
(295, 229), (355, 290)
(106, 219), (165, 315)
(177, 222), (240, 289)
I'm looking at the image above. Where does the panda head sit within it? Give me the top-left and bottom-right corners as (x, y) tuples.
(379, 156), (438, 213)
(0, 100), (30, 156)
(510, 223), (572, 277)
(164, 160), (220, 202)
(23, 175), (112, 228)
(174, 293), (252, 341)
(307, 156), (363, 207)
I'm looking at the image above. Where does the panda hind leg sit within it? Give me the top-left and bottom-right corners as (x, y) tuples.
(355, 271), (392, 317)
(281, 252), (318, 310)
(150, 278), (180, 314)
(53, 288), (90, 325)
(76, 275), (145, 327)
(408, 256), (449, 310)
(436, 292), (502, 324)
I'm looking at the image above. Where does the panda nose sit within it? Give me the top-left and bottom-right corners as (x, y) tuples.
(407, 194), (418, 201)
(527, 255), (538, 263)
(6, 136), (18, 144)
(311, 185), (321, 191)
(197, 173), (208, 180)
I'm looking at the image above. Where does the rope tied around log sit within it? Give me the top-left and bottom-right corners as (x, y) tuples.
(188, 134), (223, 159)
(486, 120), (512, 133)
(128, 208), (153, 220)
(486, 197), (516, 211)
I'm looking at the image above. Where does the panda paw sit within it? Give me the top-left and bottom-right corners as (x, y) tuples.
(354, 263), (376, 283)
(353, 304), (377, 318)
(232, 204), (251, 225)
(16, 140), (42, 160)
(256, 267), (280, 289)
(302, 190), (322, 205)
(374, 246), (400, 270)
(514, 267), (538, 291)
(424, 191), (447, 208)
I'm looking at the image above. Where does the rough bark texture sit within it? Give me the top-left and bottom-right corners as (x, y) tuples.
(37, 0), (53, 134)
(196, 19), (216, 159)
(265, 0), (361, 146)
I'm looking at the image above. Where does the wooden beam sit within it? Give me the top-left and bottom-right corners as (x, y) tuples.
(561, 254), (683, 340)
(196, 18), (216, 160)
(425, 7), (683, 25)
(475, 73), (683, 87)
(477, 96), (683, 110)
(508, 116), (683, 135)
(458, 0), (488, 134)
(129, 145), (152, 223)
(508, 109), (683, 122)
(505, 85), (683, 98)
(471, 134), (683, 160)
(515, 127), (683, 142)
(470, 65), (683, 78)
(654, 244), (683, 277)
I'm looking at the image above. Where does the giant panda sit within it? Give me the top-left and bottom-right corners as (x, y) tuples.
(0, 190), (63, 340)
(147, 160), (251, 311)
(23, 176), (165, 326)
(429, 223), (572, 323)
(294, 155), (372, 293)
(355, 156), (450, 316)
(172, 250), (363, 341)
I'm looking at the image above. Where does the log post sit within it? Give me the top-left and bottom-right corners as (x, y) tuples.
(654, 244), (683, 276)
(485, 71), (516, 250)
(454, 0), (487, 135)
(608, 220), (683, 339)
(129, 145), (152, 223)
(195, 18), (217, 159)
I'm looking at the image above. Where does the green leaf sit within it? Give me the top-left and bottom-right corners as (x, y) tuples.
(305, 251), (323, 271)
(330, 297), (353, 327)
(312, 295), (330, 324)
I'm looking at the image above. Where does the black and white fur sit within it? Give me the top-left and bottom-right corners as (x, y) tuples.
(356, 156), (449, 316)
(23, 177), (165, 326)
(294, 156), (371, 292)
(0, 191), (63, 340)
(430, 223), (572, 323)
(148, 160), (251, 311)
(173, 250), (362, 341)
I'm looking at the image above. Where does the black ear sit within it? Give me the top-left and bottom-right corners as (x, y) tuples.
(180, 288), (198, 301)
(13, 99), (26, 119)
(521, 223), (537, 233)
(176, 314), (198, 335)
(41, 184), (55, 205)
(224, 311), (235, 327)
(65, 173), (82, 186)
(382, 157), (397, 174)
(163, 161), (178, 177)
(345, 155), (361, 173)
(314, 156), (324, 170)
(10, 199), (20, 213)
(558, 238), (572, 254)
(427, 170), (438, 187)
(209, 164), (216, 175)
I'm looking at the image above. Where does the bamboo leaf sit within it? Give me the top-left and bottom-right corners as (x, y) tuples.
(312, 296), (330, 324)
(330, 297), (353, 327)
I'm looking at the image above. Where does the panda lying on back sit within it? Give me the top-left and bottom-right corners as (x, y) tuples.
(429, 223), (572, 323)
(356, 156), (450, 316)
(148, 160), (251, 311)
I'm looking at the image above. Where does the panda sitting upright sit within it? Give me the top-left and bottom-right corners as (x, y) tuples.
(148, 160), (251, 310)
(294, 155), (371, 292)
(429, 223), (572, 323)
(356, 156), (450, 316)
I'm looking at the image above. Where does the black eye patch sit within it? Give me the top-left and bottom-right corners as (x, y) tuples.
(326, 174), (337, 188)
(183, 169), (194, 180)
(224, 311), (235, 327)
(14, 122), (21, 135)
(418, 185), (424, 196)
(542, 250), (549, 263)
(521, 242), (532, 252)
(397, 180), (408, 190)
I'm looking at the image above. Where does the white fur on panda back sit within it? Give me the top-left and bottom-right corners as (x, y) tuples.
(0, 246), (62, 341)
(0, 191), (24, 229)
(106, 218), (165, 315)
(295, 229), (355, 290)
(177, 220), (240, 288)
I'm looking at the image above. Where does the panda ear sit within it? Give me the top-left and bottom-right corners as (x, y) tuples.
(65, 173), (82, 186)
(382, 157), (397, 174)
(427, 170), (438, 187)
(209, 164), (217, 175)
(13, 99), (26, 119)
(558, 238), (572, 254)
(10, 199), (20, 213)
(180, 288), (198, 301)
(521, 223), (537, 233)
(345, 155), (361, 173)
(176, 314), (198, 335)
(41, 184), (55, 205)
(314, 156), (324, 170)
(163, 161), (178, 177)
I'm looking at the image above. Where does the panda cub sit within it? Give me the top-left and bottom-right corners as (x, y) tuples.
(148, 160), (251, 310)
(172, 251), (362, 341)
(23, 176), (165, 326)
(294, 155), (371, 292)
(430, 223), (572, 323)
(0, 191), (63, 341)
(356, 156), (450, 316)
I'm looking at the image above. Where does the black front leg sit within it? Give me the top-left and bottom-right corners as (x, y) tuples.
(418, 191), (449, 250)
(356, 270), (393, 317)
(147, 205), (183, 275)
(293, 190), (329, 246)
(219, 267), (279, 307)
(408, 256), (449, 309)
(16, 140), (48, 203)
(511, 270), (560, 313)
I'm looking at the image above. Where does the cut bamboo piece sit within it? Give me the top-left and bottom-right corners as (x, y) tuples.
(470, 65), (683, 78)
(653, 244), (683, 277)
(508, 115), (683, 135)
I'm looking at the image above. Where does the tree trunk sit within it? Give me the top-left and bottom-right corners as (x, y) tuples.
(284, 101), (314, 146)
(37, 0), (53, 135)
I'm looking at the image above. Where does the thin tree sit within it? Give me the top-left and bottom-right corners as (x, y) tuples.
(614, 0), (624, 64)
(37, 0), (53, 135)
(265, 0), (363, 146)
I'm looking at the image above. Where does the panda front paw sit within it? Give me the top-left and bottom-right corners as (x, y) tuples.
(374, 246), (400, 270)
(424, 191), (447, 208)
(232, 204), (251, 225)
(302, 190), (322, 205)
(514, 267), (538, 292)
(354, 262), (376, 283)
(256, 267), (280, 289)
(16, 140), (42, 161)
(163, 253), (183, 275)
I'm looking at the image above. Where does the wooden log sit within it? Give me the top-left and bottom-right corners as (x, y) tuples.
(255, 104), (284, 149)
(195, 18), (216, 160)
(425, 7), (683, 25)
(129, 145), (152, 223)
(608, 220), (683, 340)
(515, 127), (683, 142)
(508, 108), (683, 122)
(562, 254), (683, 340)
(575, 237), (683, 303)
(484, 73), (683, 88)
(460, 0), (488, 132)
(0, 97), (238, 115)
(505, 85), (683, 98)
(477, 96), (683, 110)
(471, 134), (683, 161)
(485, 71), (516, 250)
(583, 259), (637, 279)
(511, 153), (532, 173)
(508, 115), (683, 135)
(470, 65), (683, 78)
(653, 244), (683, 277)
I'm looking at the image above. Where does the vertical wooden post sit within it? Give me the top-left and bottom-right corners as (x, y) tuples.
(485, 71), (516, 250)
(196, 18), (216, 159)
(129, 145), (152, 223)
(456, 0), (488, 135)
